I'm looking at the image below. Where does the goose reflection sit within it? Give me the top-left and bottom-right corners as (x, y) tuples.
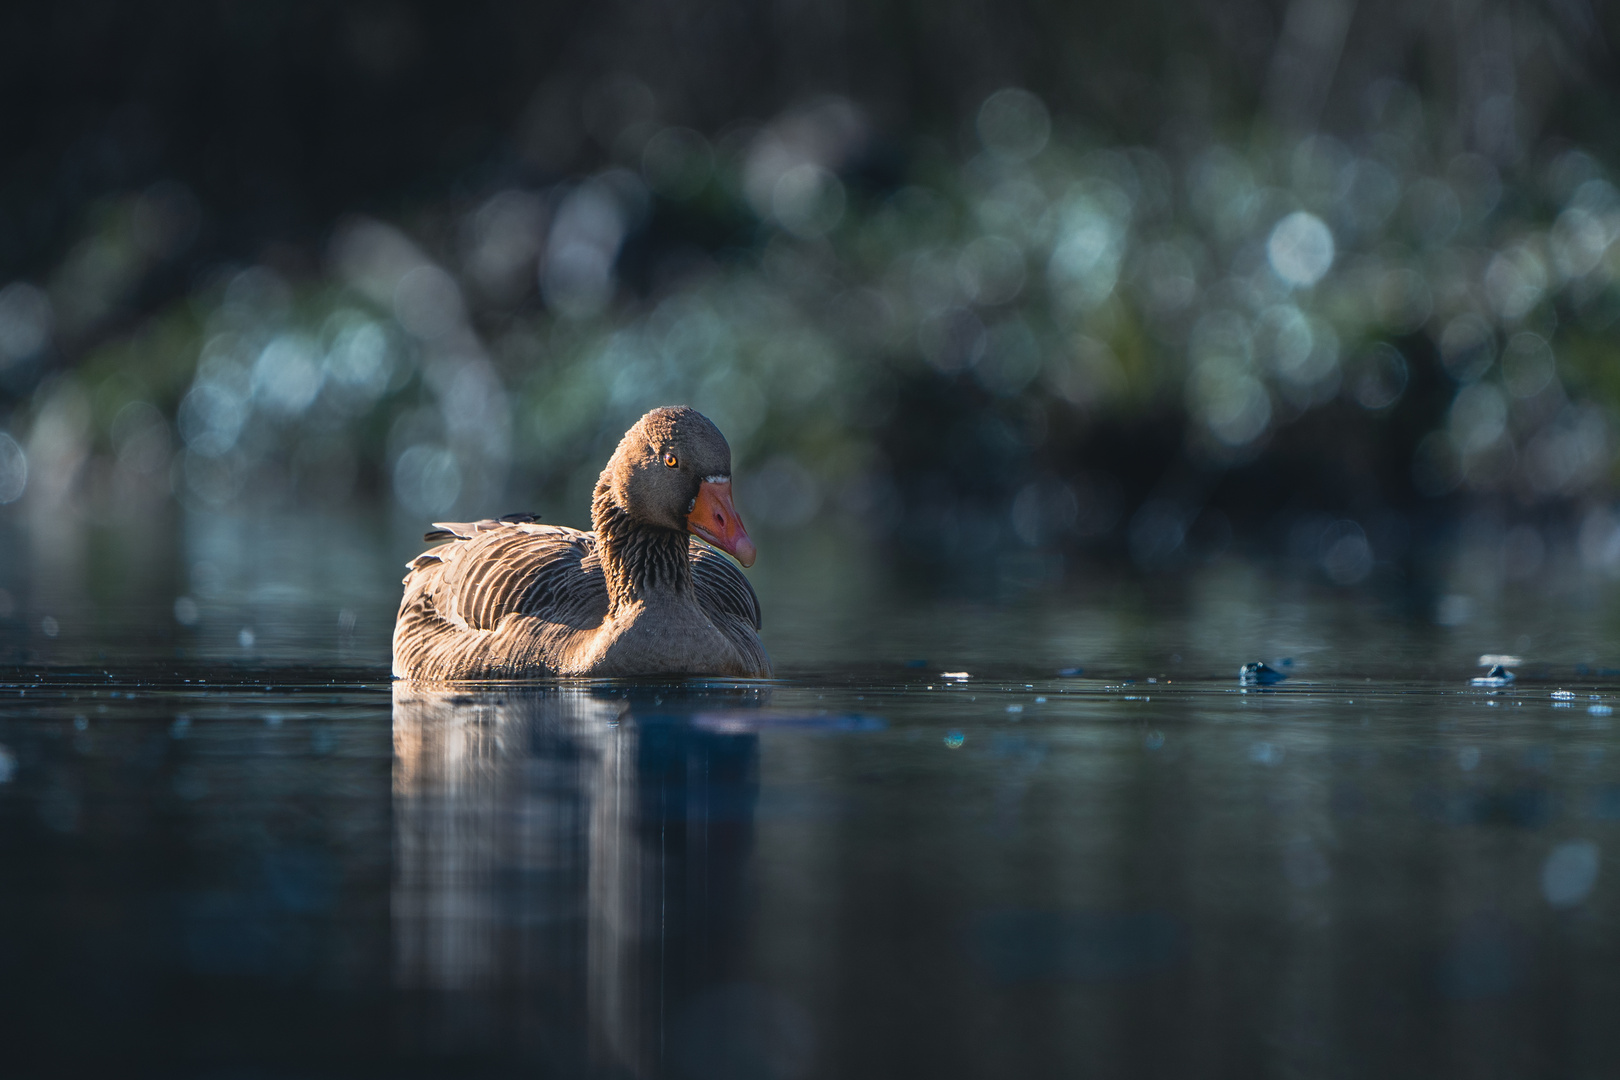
(391, 681), (776, 1078)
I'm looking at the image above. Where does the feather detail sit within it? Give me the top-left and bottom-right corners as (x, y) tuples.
(392, 407), (768, 680)
(393, 520), (771, 680)
(690, 540), (762, 630)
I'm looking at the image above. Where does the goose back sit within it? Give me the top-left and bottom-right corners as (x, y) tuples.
(393, 518), (768, 680)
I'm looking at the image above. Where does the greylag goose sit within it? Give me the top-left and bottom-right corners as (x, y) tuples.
(392, 406), (771, 679)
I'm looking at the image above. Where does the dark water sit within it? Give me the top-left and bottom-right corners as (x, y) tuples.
(4, 512), (1620, 1077)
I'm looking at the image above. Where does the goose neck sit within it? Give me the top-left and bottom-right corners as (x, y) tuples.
(592, 488), (691, 610)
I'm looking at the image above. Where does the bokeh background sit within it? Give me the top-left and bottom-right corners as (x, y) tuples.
(4, 0), (1620, 656)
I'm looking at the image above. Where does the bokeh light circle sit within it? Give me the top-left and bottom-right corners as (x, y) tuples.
(977, 89), (1051, 162)
(0, 433), (25, 503)
(1267, 211), (1336, 288)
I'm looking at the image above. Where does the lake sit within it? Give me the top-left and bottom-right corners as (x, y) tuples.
(1, 508), (1618, 1077)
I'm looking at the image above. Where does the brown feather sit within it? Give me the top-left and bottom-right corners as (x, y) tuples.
(392, 408), (770, 681)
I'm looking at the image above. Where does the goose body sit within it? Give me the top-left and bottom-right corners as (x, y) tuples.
(392, 407), (771, 680)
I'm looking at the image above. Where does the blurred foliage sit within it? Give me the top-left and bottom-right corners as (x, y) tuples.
(4, 0), (1620, 584)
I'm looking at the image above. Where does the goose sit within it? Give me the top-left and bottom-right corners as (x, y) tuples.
(392, 406), (770, 679)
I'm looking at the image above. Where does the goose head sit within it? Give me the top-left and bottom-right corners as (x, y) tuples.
(600, 406), (757, 567)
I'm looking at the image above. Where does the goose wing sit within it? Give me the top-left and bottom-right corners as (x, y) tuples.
(690, 540), (762, 631)
(689, 539), (771, 677)
(394, 520), (608, 678)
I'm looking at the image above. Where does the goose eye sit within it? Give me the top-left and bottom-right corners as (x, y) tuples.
(663, 452), (679, 468)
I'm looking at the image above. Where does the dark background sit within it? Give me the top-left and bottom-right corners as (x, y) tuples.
(8, 1), (1619, 319)
(3, 0), (1620, 585)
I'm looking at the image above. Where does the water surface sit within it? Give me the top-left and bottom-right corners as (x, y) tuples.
(3, 513), (1620, 1077)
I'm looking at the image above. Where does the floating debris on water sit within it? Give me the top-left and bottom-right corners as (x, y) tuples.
(1471, 664), (1516, 687)
(943, 731), (965, 749)
(1239, 661), (1286, 686)
(1057, 667), (1085, 678)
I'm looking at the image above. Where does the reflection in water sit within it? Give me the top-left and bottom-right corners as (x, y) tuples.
(392, 682), (786, 1078)
(8, 663), (1620, 1075)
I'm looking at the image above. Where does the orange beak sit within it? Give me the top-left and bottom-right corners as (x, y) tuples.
(687, 480), (757, 568)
